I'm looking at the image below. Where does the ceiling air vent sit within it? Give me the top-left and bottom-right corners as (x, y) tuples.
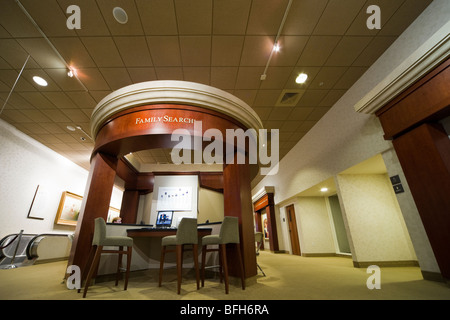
(275, 89), (305, 107)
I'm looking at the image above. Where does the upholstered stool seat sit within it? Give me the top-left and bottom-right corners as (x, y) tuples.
(159, 218), (200, 294)
(80, 217), (133, 298)
(201, 216), (245, 294)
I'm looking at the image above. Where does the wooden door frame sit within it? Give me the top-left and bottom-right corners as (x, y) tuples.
(253, 192), (279, 252)
(285, 204), (301, 256)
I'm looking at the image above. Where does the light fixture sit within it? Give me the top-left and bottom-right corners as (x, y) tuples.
(320, 187), (328, 192)
(273, 43), (280, 52)
(67, 66), (77, 78)
(66, 125), (76, 131)
(113, 7), (128, 24)
(295, 73), (308, 84)
(33, 76), (48, 86)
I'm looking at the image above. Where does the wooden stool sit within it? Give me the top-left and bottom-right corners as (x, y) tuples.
(80, 217), (133, 298)
(201, 216), (245, 294)
(159, 218), (200, 294)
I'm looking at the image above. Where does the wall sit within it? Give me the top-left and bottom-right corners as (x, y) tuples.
(295, 197), (335, 255)
(336, 173), (417, 265)
(0, 119), (122, 237)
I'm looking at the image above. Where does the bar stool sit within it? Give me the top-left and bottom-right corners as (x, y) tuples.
(201, 216), (245, 294)
(80, 217), (133, 298)
(159, 218), (200, 294)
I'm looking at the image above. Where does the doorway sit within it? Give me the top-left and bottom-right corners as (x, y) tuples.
(285, 204), (301, 255)
(328, 195), (351, 254)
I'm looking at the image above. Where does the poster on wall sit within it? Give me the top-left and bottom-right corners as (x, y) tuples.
(157, 186), (193, 211)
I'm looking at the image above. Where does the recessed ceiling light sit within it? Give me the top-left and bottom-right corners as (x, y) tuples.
(113, 7), (128, 24)
(66, 125), (76, 131)
(320, 187), (328, 192)
(33, 76), (48, 86)
(295, 73), (308, 84)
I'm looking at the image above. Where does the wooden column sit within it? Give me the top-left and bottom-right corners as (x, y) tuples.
(67, 152), (118, 278)
(120, 190), (140, 224)
(392, 123), (450, 280)
(375, 58), (450, 282)
(223, 153), (257, 279)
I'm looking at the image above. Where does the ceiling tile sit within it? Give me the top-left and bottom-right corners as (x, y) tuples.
(352, 36), (397, 66)
(182, 67), (210, 85)
(19, 92), (55, 109)
(114, 36), (153, 67)
(254, 90), (283, 107)
(319, 90), (347, 107)
(99, 68), (132, 90)
(20, 0), (76, 37)
(333, 67), (368, 89)
(147, 36), (182, 67)
(212, 0), (252, 35)
(210, 67), (238, 89)
(174, 0), (212, 35)
(296, 36), (341, 66)
(297, 120), (317, 132)
(379, 0), (433, 36)
(42, 92), (79, 109)
(51, 37), (96, 68)
(240, 36), (273, 66)
(325, 36), (373, 66)
(45, 68), (86, 91)
(271, 36), (308, 66)
(288, 107), (314, 121)
(246, 0), (290, 35)
(0, 0), (41, 37)
(41, 109), (72, 122)
(17, 38), (66, 68)
(283, 0), (328, 35)
(307, 107), (331, 121)
(253, 107), (273, 121)
(81, 37), (124, 67)
(260, 67), (293, 89)
(127, 67), (157, 83)
(211, 36), (244, 66)
(179, 36), (211, 66)
(0, 39), (40, 69)
(136, 0), (178, 35)
(268, 107), (293, 121)
(72, 68), (109, 91)
(235, 67), (265, 90)
(60, 109), (90, 123)
(296, 90), (329, 107)
(313, 0), (366, 35)
(309, 67), (348, 89)
(154, 67), (183, 81)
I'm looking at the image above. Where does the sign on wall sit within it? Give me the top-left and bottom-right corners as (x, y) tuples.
(156, 186), (193, 211)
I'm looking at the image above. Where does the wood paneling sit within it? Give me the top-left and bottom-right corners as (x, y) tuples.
(376, 59), (450, 139)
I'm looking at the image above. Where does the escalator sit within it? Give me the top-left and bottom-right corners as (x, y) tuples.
(0, 232), (72, 269)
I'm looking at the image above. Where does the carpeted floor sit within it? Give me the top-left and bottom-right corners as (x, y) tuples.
(1, 251), (449, 300)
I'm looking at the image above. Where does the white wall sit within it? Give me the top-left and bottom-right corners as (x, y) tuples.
(295, 197), (335, 255)
(336, 174), (417, 264)
(0, 119), (122, 237)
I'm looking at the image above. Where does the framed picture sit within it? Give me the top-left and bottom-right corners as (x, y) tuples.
(54, 191), (83, 226)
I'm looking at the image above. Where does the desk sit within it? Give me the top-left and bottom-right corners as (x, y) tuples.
(126, 227), (212, 238)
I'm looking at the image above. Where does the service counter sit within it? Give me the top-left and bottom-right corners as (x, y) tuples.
(96, 222), (221, 276)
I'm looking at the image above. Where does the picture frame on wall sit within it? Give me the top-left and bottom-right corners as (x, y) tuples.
(107, 207), (120, 223)
(54, 191), (83, 226)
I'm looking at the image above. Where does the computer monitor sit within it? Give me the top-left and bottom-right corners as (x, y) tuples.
(156, 211), (173, 228)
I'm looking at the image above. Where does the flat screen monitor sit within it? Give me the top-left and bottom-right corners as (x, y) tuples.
(156, 211), (173, 228)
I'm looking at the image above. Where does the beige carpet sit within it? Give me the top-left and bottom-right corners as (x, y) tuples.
(1, 251), (449, 300)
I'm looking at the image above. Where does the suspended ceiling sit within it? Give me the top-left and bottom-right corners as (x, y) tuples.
(0, 0), (432, 181)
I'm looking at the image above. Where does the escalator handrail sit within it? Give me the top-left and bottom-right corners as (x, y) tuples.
(25, 233), (72, 260)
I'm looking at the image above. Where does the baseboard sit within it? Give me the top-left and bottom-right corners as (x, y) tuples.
(353, 260), (419, 268)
